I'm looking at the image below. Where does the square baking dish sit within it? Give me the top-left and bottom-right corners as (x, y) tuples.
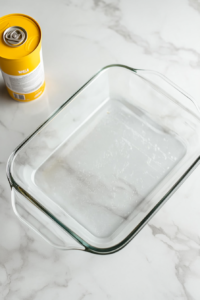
(7, 65), (200, 254)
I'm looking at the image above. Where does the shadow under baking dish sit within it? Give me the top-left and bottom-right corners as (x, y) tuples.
(34, 98), (186, 240)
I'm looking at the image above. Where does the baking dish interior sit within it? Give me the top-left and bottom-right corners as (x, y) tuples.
(9, 65), (200, 251)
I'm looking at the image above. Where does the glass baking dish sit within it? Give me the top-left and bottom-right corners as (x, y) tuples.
(7, 65), (200, 254)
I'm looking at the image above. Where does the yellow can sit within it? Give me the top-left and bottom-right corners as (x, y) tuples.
(0, 14), (45, 102)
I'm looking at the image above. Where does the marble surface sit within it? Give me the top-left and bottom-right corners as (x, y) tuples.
(1, 0), (200, 299)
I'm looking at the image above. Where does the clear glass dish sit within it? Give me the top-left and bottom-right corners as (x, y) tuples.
(7, 65), (200, 254)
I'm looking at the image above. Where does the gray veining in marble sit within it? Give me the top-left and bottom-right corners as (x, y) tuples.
(1, 0), (200, 299)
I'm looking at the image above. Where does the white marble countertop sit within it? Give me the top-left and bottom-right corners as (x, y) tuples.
(1, 0), (200, 299)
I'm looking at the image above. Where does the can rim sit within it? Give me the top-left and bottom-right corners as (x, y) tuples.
(0, 13), (42, 60)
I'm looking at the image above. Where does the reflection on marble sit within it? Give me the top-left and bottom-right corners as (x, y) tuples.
(1, 0), (200, 299)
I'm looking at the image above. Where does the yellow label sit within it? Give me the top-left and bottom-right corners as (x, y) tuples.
(0, 43), (41, 76)
(0, 14), (45, 102)
(6, 81), (45, 102)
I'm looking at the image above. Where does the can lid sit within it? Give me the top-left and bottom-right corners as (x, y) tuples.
(3, 26), (28, 47)
(0, 14), (41, 59)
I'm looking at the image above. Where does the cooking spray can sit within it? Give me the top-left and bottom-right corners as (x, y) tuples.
(0, 14), (45, 102)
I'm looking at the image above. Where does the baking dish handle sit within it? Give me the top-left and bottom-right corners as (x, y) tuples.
(11, 188), (85, 251)
(135, 69), (200, 117)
